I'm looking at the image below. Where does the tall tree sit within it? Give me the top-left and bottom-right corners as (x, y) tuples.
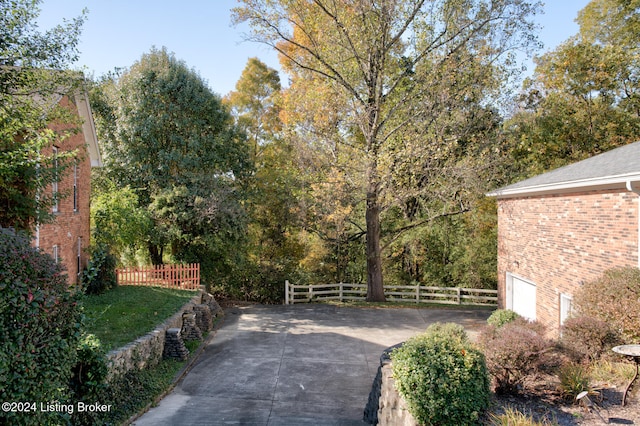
(234, 0), (541, 301)
(0, 0), (86, 230)
(507, 0), (640, 176)
(93, 48), (250, 282)
(224, 58), (309, 301)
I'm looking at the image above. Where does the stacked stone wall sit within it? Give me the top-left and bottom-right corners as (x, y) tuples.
(364, 345), (418, 425)
(106, 291), (221, 380)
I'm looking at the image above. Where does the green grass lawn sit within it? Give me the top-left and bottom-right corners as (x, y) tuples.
(82, 285), (198, 351)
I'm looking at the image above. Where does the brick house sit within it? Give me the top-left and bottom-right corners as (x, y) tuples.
(35, 89), (102, 284)
(488, 141), (640, 336)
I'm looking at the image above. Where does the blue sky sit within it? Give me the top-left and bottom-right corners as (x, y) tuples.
(37, 0), (591, 97)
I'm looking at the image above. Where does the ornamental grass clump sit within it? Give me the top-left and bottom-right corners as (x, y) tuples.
(391, 323), (490, 426)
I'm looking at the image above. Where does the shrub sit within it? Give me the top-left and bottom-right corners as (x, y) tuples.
(391, 322), (490, 425)
(69, 334), (109, 425)
(82, 243), (117, 294)
(561, 315), (621, 362)
(0, 227), (83, 425)
(70, 334), (108, 400)
(575, 267), (640, 342)
(487, 309), (521, 328)
(479, 319), (554, 394)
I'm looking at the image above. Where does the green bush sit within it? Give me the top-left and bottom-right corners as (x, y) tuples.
(487, 309), (521, 328)
(70, 335), (108, 398)
(479, 319), (554, 394)
(0, 227), (83, 425)
(69, 334), (109, 425)
(82, 243), (117, 294)
(391, 323), (490, 425)
(561, 315), (621, 362)
(574, 267), (640, 342)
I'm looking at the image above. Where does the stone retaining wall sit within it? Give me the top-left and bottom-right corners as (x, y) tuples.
(105, 289), (219, 380)
(364, 344), (418, 425)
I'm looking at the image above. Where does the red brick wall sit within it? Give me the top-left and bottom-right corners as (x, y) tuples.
(36, 96), (92, 285)
(497, 189), (638, 335)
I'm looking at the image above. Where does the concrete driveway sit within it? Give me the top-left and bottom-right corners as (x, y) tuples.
(133, 304), (491, 426)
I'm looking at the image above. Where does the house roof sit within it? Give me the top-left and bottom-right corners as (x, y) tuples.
(488, 141), (640, 198)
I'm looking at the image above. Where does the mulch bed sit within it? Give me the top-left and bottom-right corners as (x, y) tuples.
(486, 373), (640, 425)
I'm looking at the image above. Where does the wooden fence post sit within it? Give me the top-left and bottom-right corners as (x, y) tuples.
(339, 282), (343, 302)
(285, 280), (289, 305)
(457, 287), (462, 305)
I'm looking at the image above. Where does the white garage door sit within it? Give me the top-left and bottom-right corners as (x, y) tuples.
(506, 273), (536, 321)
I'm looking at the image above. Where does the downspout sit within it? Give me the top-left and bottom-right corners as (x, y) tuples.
(626, 181), (640, 268)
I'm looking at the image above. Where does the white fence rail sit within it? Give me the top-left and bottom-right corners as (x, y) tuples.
(284, 281), (497, 307)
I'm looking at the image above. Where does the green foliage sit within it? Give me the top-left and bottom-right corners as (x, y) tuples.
(0, 0), (86, 231)
(574, 267), (640, 343)
(69, 354), (185, 425)
(560, 315), (621, 362)
(479, 319), (554, 394)
(91, 47), (251, 288)
(235, 0), (541, 301)
(222, 58), (310, 302)
(383, 197), (498, 290)
(90, 184), (151, 265)
(487, 309), (521, 328)
(69, 334), (108, 425)
(0, 227), (83, 425)
(506, 0), (640, 179)
(391, 323), (490, 425)
(83, 286), (196, 351)
(82, 243), (118, 295)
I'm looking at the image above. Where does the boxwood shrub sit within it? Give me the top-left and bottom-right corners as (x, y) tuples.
(391, 323), (490, 425)
(487, 309), (520, 328)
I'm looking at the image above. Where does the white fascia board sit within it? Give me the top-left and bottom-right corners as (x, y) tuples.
(74, 91), (103, 168)
(487, 173), (640, 199)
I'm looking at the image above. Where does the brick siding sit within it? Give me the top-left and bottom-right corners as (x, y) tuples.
(36, 96), (92, 285)
(497, 189), (638, 335)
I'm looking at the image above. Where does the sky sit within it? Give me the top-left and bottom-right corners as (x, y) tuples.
(37, 0), (592, 97)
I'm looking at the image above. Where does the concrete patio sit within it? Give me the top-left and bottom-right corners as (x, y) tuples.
(133, 303), (491, 425)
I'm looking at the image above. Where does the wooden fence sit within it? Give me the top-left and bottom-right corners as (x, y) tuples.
(116, 263), (200, 290)
(285, 281), (497, 307)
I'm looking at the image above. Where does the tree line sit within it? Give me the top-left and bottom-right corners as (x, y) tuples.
(2, 0), (639, 303)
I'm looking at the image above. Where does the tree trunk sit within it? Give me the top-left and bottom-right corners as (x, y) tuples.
(148, 242), (164, 266)
(366, 165), (385, 302)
